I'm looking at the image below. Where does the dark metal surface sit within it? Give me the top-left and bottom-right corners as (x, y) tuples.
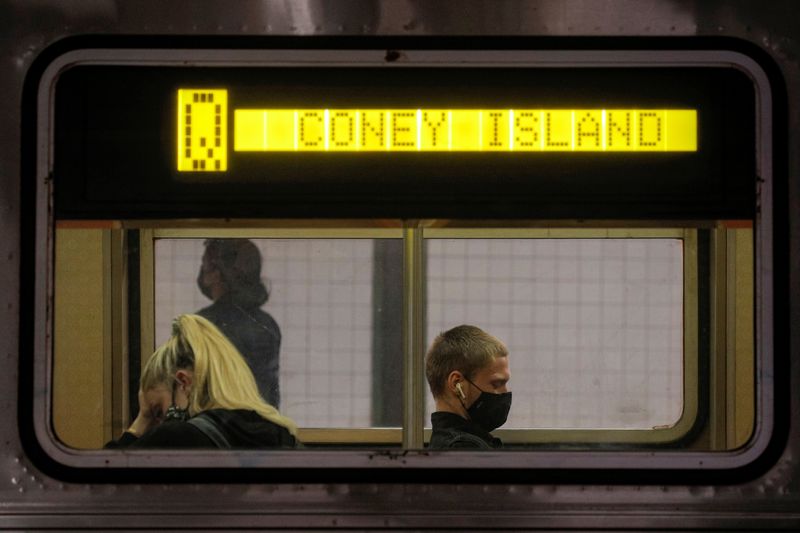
(1, 0), (799, 529)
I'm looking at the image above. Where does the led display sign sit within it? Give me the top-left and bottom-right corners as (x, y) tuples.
(52, 63), (754, 220)
(177, 88), (697, 172)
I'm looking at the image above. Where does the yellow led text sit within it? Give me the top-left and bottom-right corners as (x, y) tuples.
(177, 89), (228, 171)
(234, 109), (697, 152)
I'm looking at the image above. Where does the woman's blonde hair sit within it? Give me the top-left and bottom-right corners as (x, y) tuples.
(141, 314), (297, 436)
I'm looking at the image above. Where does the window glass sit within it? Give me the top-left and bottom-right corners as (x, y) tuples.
(50, 226), (754, 453)
(425, 238), (684, 430)
(154, 237), (402, 429)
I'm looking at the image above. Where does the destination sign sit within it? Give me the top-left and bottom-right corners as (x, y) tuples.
(177, 89), (697, 172)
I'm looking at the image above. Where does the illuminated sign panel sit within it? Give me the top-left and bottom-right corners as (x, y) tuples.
(178, 89), (697, 172)
(53, 64), (755, 220)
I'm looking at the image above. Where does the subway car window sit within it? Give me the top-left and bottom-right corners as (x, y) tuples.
(53, 228), (406, 449)
(151, 236), (402, 430)
(52, 224), (754, 451)
(36, 47), (770, 474)
(425, 235), (686, 435)
(419, 226), (755, 449)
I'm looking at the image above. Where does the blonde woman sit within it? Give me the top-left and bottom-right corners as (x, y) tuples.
(108, 314), (298, 449)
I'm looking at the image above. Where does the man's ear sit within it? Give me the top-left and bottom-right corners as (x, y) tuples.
(175, 369), (194, 389)
(446, 370), (465, 396)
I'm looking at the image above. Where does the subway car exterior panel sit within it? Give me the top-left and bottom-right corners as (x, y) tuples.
(1, 0), (799, 530)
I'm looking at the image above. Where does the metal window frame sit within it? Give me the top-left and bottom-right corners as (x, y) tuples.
(134, 224), (701, 447)
(33, 47), (773, 472)
(420, 226), (698, 446)
(143, 225), (406, 445)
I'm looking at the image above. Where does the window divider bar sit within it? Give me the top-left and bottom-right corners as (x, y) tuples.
(402, 222), (426, 449)
(138, 230), (155, 373)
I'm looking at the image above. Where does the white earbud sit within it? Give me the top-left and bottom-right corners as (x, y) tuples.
(455, 382), (466, 400)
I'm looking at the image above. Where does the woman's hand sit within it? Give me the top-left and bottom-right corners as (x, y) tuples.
(126, 389), (160, 437)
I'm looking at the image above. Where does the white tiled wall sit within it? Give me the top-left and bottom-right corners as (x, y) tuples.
(154, 236), (684, 432)
(426, 239), (684, 430)
(154, 238), (374, 427)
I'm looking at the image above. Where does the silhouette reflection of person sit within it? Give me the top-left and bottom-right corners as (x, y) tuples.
(196, 239), (281, 408)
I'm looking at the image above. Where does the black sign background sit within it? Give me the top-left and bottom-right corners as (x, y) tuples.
(53, 65), (755, 219)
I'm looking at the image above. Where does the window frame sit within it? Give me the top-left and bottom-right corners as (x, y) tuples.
(32, 46), (775, 475)
(142, 225), (703, 448)
(420, 226), (699, 446)
(142, 225), (406, 444)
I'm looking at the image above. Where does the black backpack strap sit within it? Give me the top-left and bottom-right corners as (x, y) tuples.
(187, 414), (233, 449)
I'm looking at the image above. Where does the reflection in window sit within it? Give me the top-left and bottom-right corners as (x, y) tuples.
(426, 238), (684, 430)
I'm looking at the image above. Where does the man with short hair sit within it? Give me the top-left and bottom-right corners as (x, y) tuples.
(425, 325), (511, 449)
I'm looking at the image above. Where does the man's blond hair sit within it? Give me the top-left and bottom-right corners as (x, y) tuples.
(425, 325), (508, 399)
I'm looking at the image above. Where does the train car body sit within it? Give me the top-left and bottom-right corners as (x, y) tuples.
(1, 0), (799, 529)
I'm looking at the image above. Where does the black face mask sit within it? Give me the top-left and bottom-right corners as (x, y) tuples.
(464, 378), (512, 432)
(164, 404), (190, 422)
